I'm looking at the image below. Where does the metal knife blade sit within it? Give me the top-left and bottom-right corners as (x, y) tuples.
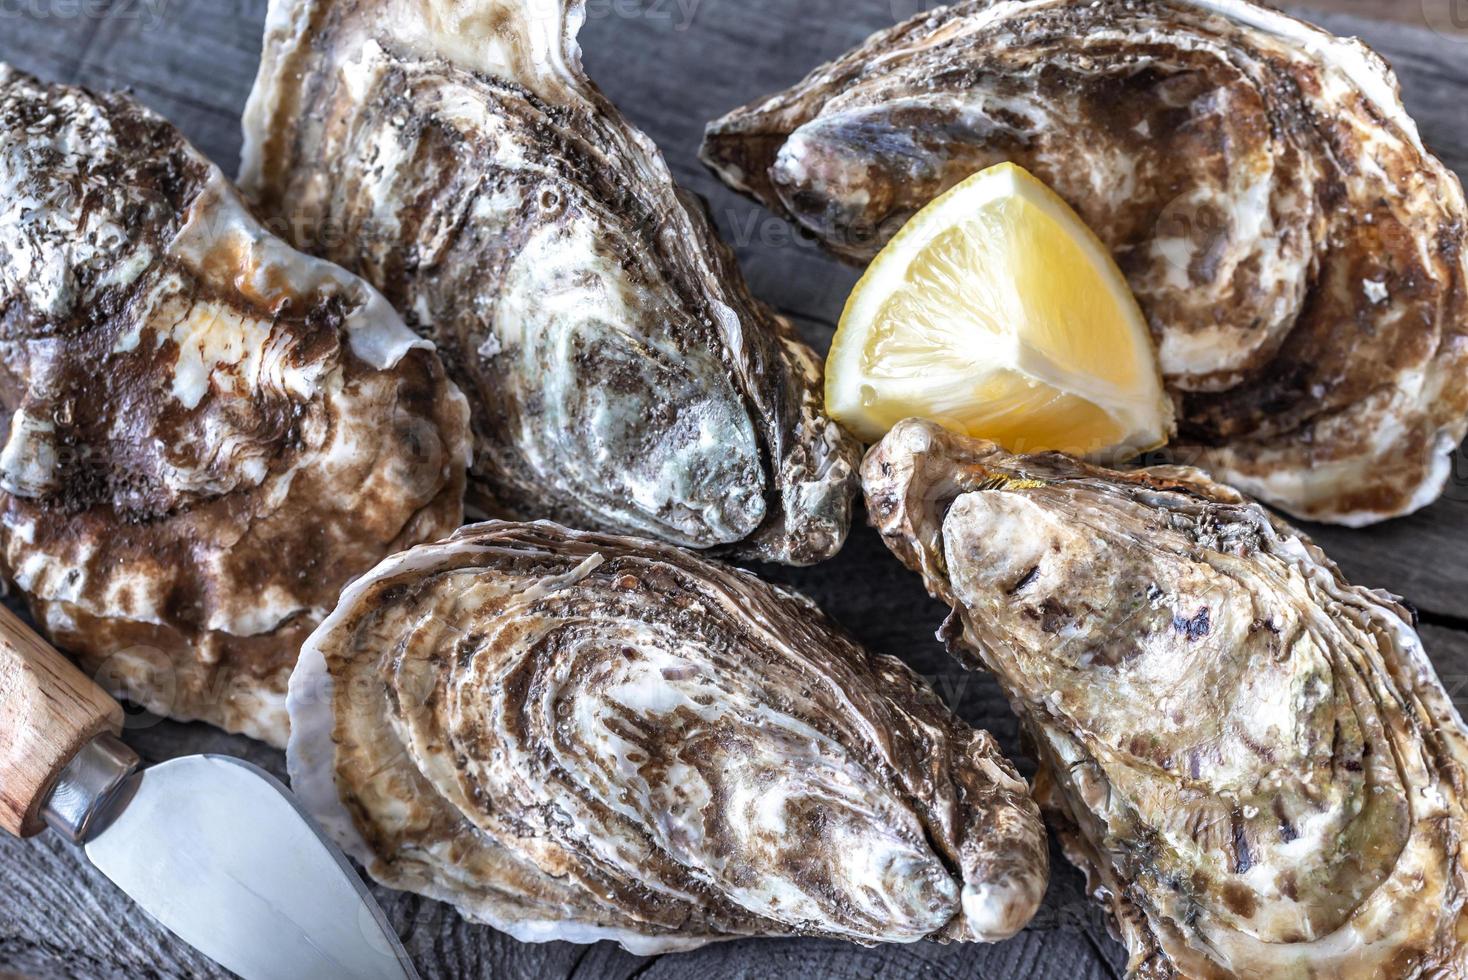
(83, 753), (418, 980)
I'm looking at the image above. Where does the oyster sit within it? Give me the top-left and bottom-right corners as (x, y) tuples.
(287, 520), (1049, 951)
(703, 0), (1468, 526)
(864, 418), (1468, 978)
(239, 0), (860, 565)
(0, 65), (471, 746)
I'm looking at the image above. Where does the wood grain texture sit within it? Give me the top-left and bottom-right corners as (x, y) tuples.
(0, 1), (1465, 978)
(0, 606), (121, 838)
(1289, 0), (1468, 35)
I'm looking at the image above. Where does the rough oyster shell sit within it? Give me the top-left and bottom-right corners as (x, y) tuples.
(239, 0), (861, 565)
(286, 519), (1049, 951)
(863, 417), (1468, 978)
(703, 0), (1468, 527)
(0, 65), (471, 746)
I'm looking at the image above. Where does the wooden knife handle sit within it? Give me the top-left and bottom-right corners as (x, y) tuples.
(0, 604), (122, 837)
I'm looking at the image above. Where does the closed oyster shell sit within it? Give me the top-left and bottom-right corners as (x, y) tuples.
(239, 0), (861, 565)
(703, 0), (1468, 526)
(287, 520), (1049, 951)
(864, 417), (1468, 979)
(0, 65), (471, 746)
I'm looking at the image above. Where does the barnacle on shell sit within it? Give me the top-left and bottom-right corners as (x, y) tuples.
(704, 0), (1468, 526)
(287, 520), (1049, 951)
(0, 65), (471, 746)
(864, 417), (1468, 978)
(239, 0), (861, 565)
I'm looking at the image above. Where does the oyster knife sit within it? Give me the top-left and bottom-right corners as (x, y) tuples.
(0, 604), (418, 980)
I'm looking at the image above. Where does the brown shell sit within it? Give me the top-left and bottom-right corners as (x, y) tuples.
(287, 520), (1049, 952)
(239, 0), (861, 565)
(0, 65), (471, 746)
(703, 0), (1468, 526)
(864, 417), (1468, 979)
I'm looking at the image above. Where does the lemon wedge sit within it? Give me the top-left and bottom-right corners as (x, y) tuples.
(825, 162), (1173, 459)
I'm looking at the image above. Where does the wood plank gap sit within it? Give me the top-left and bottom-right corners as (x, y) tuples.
(563, 944), (594, 980)
(622, 954), (664, 980)
(1417, 608), (1468, 633)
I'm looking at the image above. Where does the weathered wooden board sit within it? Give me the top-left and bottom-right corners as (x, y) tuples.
(1, 1), (1466, 978)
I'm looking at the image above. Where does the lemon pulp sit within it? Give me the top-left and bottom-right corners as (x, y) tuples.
(826, 162), (1172, 459)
